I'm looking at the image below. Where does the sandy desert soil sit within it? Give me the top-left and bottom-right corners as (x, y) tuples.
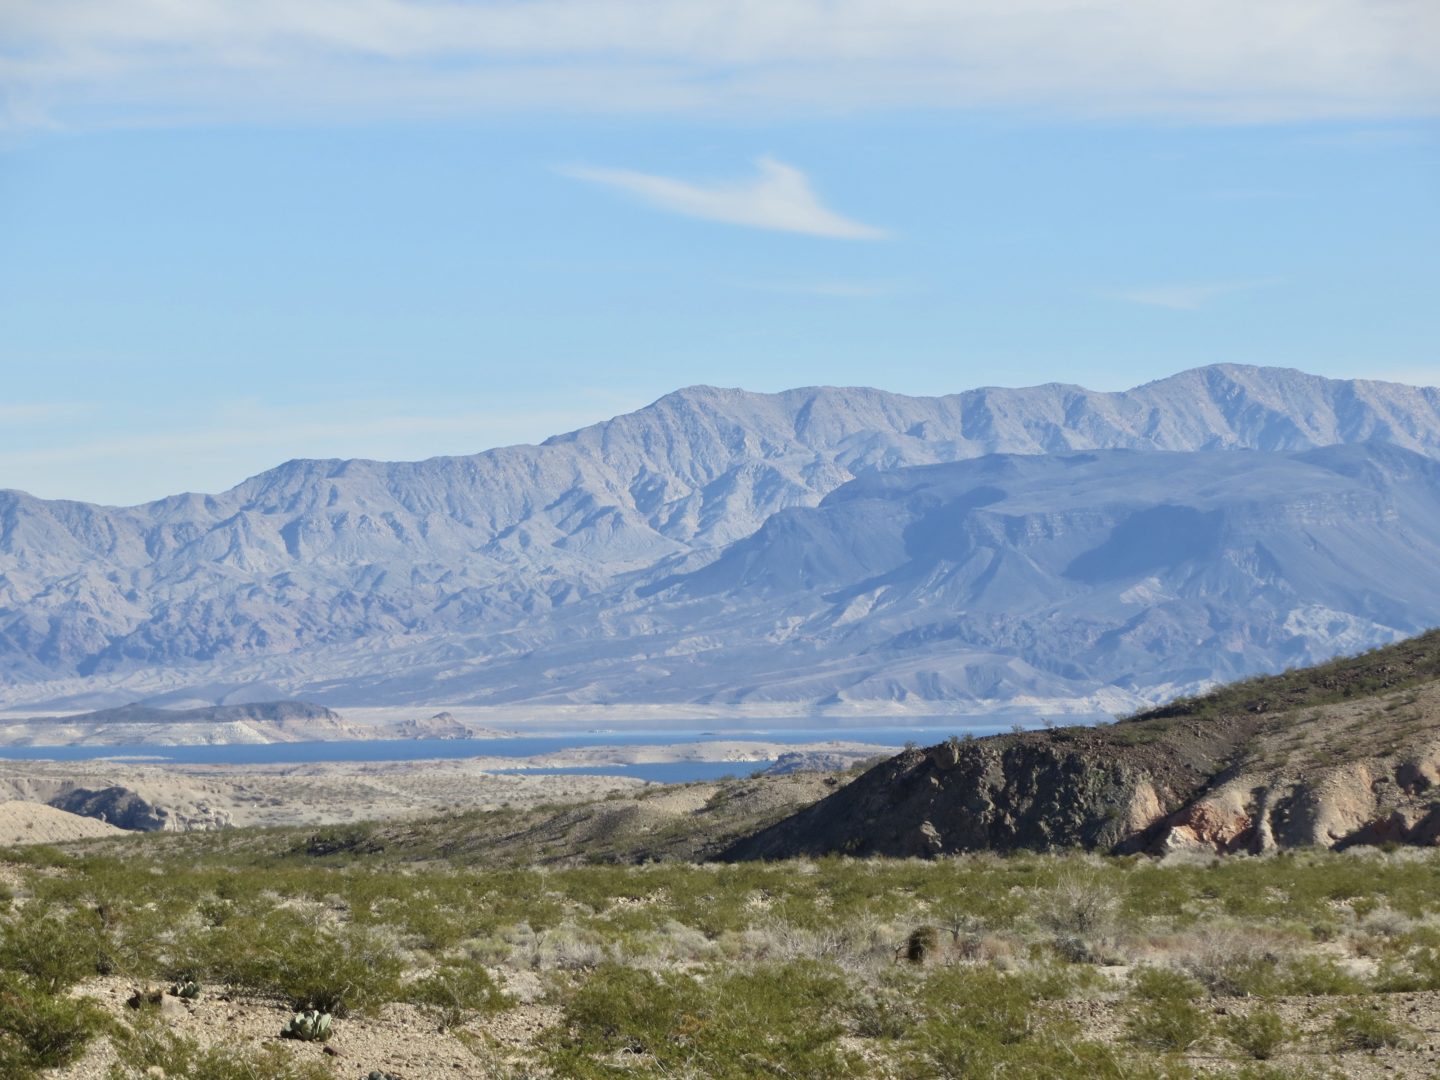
(45, 978), (1440, 1080)
(0, 801), (125, 845)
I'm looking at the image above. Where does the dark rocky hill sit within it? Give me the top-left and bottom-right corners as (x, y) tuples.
(725, 630), (1440, 858)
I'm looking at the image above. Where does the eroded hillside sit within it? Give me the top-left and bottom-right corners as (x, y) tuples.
(728, 630), (1440, 859)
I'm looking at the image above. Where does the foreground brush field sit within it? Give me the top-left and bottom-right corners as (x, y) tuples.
(5, 815), (1440, 1079)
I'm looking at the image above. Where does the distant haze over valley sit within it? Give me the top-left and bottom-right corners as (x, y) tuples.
(4, 363), (1440, 718)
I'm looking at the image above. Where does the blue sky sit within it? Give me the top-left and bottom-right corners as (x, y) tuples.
(2, 1), (1438, 504)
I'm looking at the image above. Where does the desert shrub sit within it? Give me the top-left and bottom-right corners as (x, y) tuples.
(1224, 1007), (1292, 1060)
(921, 1035), (1191, 1080)
(0, 907), (108, 991)
(406, 962), (511, 1029)
(1328, 1004), (1411, 1051)
(849, 986), (918, 1040)
(1036, 873), (1118, 938)
(1373, 946), (1440, 992)
(110, 1019), (335, 1080)
(909, 966), (1080, 1077)
(912, 966), (1187, 1079)
(0, 978), (108, 1076)
(1124, 968), (1210, 1052)
(547, 961), (859, 1078)
(917, 966), (1038, 1046)
(1276, 954), (1365, 997)
(298, 823), (385, 858)
(1178, 928), (1289, 997)
(728, 917), (892, 971)
(1, 845), (71, 869)
(185, 908), (403, 1016)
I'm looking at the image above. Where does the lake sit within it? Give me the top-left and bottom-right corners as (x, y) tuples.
(0, 723), (1011, 783)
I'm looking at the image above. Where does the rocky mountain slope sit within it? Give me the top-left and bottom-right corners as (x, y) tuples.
(725, 630), (1440, 858)
(5, 364), (1440, 712)
(0, 700), (358, 746)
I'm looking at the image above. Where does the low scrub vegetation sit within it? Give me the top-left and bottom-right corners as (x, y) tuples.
(3, 831), (1440, 1076)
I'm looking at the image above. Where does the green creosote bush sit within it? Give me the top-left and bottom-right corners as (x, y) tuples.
(546, 960), (860, 1079)
(911, 969), (1038, 1077)
(111, 1018), (335, 1080)
(1123, 967), (1210, 1052)
(911, 966), (1191, 1080)
(1224, 1007), (1292, 1060)
(1328, 1004), (1412, 1051)
(405, 962), (511, 1030)
(182, 908), (403, 1016)
(298, 823), (386, 858)
(0, 978), (109, 1078)
(849, 979), (919, 1041)
(1373, 946), (1440, 992)
(0, 907), (109, 993)
(1277, 954), (1365, 997)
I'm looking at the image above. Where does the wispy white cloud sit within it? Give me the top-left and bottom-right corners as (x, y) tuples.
(561, 158), (887, 240)
(1104, 278), (1280, 311)
(5, 1), (1438, 128)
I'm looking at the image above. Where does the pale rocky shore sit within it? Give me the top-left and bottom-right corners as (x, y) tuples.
(0, 739), (894, 834)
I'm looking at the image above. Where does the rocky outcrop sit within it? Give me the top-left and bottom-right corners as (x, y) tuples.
(1153, 749), (1440, 854)
(727, 733), (1440, 860)
(725, 723), (1244, 860)
(49, 786), (172, 831)
(46, 785), (232, 831)
(726, 635), (1440, 859)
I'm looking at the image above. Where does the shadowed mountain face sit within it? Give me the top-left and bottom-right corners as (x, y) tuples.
(5, 365), (1440, 712)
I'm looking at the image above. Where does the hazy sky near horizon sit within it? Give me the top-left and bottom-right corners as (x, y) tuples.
(3, 0), (1438, 504)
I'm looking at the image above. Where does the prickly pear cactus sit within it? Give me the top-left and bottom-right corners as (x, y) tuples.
(169, 979), (201, 1000)
(280, 1009), (334, 1042)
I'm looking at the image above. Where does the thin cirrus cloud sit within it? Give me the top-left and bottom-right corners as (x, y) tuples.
(561, 158), (888, 240)
(1105, 278), (1281, 311)
(4, 0), (1437, 128)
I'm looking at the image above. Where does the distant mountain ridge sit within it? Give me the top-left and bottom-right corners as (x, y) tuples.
(4, 364), (1440, 713)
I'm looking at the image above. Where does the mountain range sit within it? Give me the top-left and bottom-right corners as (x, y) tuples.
(5, 363), (1440, 717)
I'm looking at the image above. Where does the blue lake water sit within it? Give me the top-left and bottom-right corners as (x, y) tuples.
(0, 723), (1014, 783)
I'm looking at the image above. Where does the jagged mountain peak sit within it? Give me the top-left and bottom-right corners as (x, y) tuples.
(5, 365), (1440, 713)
